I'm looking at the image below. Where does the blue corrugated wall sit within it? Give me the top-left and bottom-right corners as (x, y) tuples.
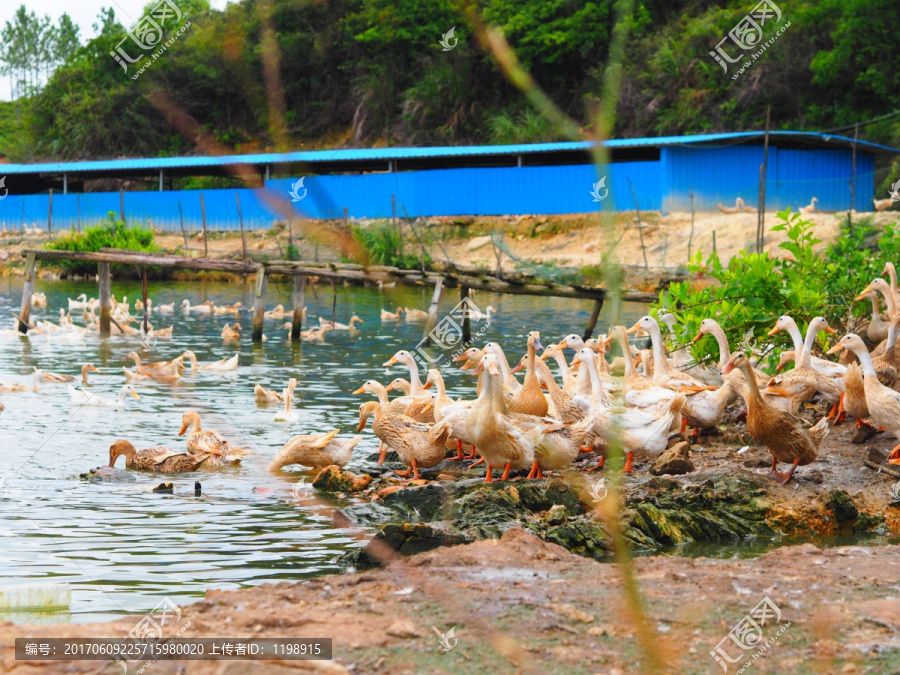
(0, 148), (880, 230)
(663, 145), (874, 212)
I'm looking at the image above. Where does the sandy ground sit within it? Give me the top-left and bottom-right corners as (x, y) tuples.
(2, 528), (898, 674)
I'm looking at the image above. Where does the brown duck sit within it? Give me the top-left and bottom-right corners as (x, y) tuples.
(108, 440), (210, 473)
(722, 352), (828, 484)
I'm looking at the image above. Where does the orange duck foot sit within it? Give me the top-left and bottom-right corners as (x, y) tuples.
(465, 445), (478, 460)
(680, 418), (688, 434)
(500, 463), (512, 481)
(526, 462), (540, 480)
(468, 456), (485, 468)
(579, 445), (593, 454)
(888, 445), (900, 464)
(454, 440), (464, 461)
(485, 465), (493, 483)
(623, 451), (634, 473)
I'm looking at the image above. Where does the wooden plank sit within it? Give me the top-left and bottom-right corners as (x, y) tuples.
(98, 262), (111, 337)
(17, 252), (36, 333)
(26, 249), (259, 274)
(582, 298), (604, 341)
(252, 267), (268, 343)
(291, 275), (305, 340)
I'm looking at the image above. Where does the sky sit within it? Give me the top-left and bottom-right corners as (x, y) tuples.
(0, 0), (229, 101)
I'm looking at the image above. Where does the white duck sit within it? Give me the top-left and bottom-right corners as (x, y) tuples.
(69, 384), (140, 408)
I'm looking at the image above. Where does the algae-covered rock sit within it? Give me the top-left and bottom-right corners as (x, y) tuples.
(381, 483), (448, 521)
(546, 504), (567, 526)
(827, 490), (859, 523)
(80, 467), (136, 482)
(649, 442), (694, 476)
(313, 465), (372, 493)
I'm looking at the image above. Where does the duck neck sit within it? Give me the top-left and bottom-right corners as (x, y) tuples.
(371, 384), (390, 406)
(646, 321), (669, 383)
(888, 322), (900, 352)
(782, 318), (804, 354)
(583, 355), (602, 399)
(534, 358), (561, 395)
(433, 374), (451, 411)
(524, 340), (537, 386)
(798, 323), (819, 368)
(856, 348), (877, 377)
(739, 362), (763, 405)
(888, 264), (898, 300)
(708, 322), (732, 368)
(870, 294), (882, 323)
(403, 360), (425, 396)
(880, 287), (898, 319)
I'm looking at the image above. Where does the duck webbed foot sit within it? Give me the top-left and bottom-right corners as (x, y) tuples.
(623, 451), (634, 473)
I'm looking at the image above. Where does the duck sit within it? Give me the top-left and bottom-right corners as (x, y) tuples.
(858, 289), (890, 345)
(482, 342), (523, 394)
(0, 379), (31, 393)
(177, 410), (247, 466)
(69, 384), (140, 408)
(539, 343), (579, 392)
(692, 318), (769, 404)
(659, 312), (722, 386)
(357, 401), (452, 479)
(426, 369), (477, 460)
(267, 430), (363, 471)
(404, 307), (430, 322)
(134, 299), (152, 313)
(381, 307), (404, 321)
(799, 197), (818, 214)
(214, 302), (243, 316)
(768, 316), (843, 416)
(156, 302), (175, 314)
(273, 384), (299, 422)
(507, 331), (549, 416)
(354, 378), (433, 423)
(318, 315), (363, 331)
(123, 352), (182, 384)
(722, 352), (829, 483)
(383, 350), (430, 396)
(255, 378), (297, 403)
(628, 316), (730, 433)
(68, 294), (90, 310)
(300, 326), (328, 341)
(264, 304), (286, 320)
(199, 353), (239, 372)
(37, 364), (99, 384)
(221, 323), (242, 341)
(108, 440), (209, 473)
(31, 292), (47, 308)
(717, 197), (746, 215)
(181, 299), (214, 314)
(465, 353), (545, 482)
(768, 314), (848, 375)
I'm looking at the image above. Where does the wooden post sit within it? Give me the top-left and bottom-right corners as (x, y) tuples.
(291, 274), (305, 340)
(582, 298), (604, 341)
(687, 186), (695, 263)
(252, 266), (268, 342)
(331, 278), (337, 329)
(98, 262), (111, 337)
(757, 105), (770, 253)
(849, 121), (858, 235)
(200, 193), (208, 257)
(17, 252), (36, 333)
(236, 193), (247, 260)
(178, 201), (188, 249)
(493, 231), (504, 279)
(712, 230), (717, 253)
(461, 286), (471, 343)
(627, 178), (648, 270)
(287, 207), (294, 260)
(141, 267), (149, 335)
(46, 188), (54, 238)
(119, 189), (125, 224)
(421, 277), (444, 346)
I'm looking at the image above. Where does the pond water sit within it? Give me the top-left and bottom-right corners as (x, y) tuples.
(0, 276), (647, 624)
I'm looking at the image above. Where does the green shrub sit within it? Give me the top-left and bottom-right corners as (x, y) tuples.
(351, 221), (430, 269)
(46, 214), (160, 276)
(657, 210), (898, 369)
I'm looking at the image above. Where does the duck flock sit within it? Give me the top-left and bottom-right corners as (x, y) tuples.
(5, 269), (900, 488)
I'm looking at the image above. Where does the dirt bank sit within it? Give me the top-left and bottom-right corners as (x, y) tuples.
(3, 528), (899, 674)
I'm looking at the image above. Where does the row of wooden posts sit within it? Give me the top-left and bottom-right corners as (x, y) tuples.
(17, 248), (656, 344)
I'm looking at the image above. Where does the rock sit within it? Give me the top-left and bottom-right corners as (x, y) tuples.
(649, 442), (694, 476)
(546, 504), (567, 526)
(805, 470), (824, 485)
(337, 502), (399, 527)
(336, 546), (383, 571)
(152, 482), (174, 493)
(743, 454), (771, 468)
(852, 424), (878, 444)
(380, 483), (448, 521)
(370, 521), (473, 557)
(312, 465), (372, 493)
(79, 467), (136, 482)
(386, 619), (423, 638)
(867, 447), (888, 463)
(827, 490), (859, 523)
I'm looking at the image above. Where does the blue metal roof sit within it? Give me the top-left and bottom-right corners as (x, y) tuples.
(1, 131), (896, 175)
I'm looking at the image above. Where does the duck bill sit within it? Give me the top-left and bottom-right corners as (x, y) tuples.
(826, 343), (843, 355)
(824, 326), (837, 334)
(625, 322), (641, 335)
(382, 355), (398, 367)
(352, 386), (365, 395)
(423, 381), (433, 390)
(356, 418), (367, 432)
(533, 338), (544, 352)
(452, 353), (468, 362)
(692, 331), (704, 343)
(509, 361), (525, 374)
(377, 444), (387, 465)
(571, 356), (581, 367)
(766, 326), (781, 337)
(854, 285), (873, 301)
(178, 423), (188, 436)
(384, 384), (395, 392)
(487, 361), (501, 377)
(130, 391), (141, 400)
(721, 361), (735, 375)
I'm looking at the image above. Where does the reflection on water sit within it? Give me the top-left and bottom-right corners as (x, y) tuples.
(0, 276), (643, 624)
